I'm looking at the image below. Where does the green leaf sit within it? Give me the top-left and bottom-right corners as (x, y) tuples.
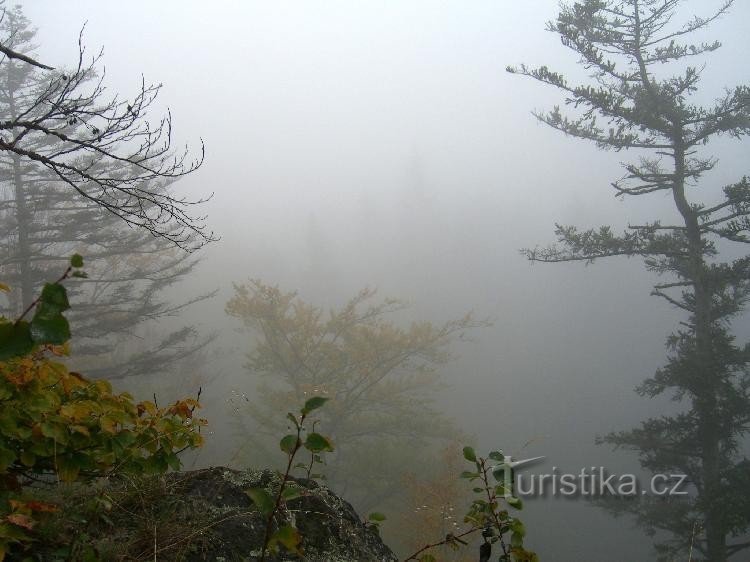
(71, 271), (88, 279)
(280, 434), (301, 454)
(245, 488), (274, 516)
(368, 512), (386, 522)
(166, 452), (181, 471)
(268, 524), (302, 555)
(507, 496), (523, 509)
(80, 544), (100, 562)
(30, 283), (71, 345)
(19, 450), (35, 467)
(489, 450), (504, 461)
(494, 483), (509, 496)
(0, 321), (33, 360)
(510, 518), (526, 537)
(281, 487), (302, 501)
(286, 412), (300, 429)
(462, 446), (477, 462)
(144, 454), (169, 475)
(30, 313), (70, 346)
(418, 555), (437, 562)
(304, 432), (334, 453)
(492, 464), (511, 482)
(460, 470), (479, 479)
(301, 396), (329, 415)
(0, 446), (16, 471)
(70, 254), (84, 268)
(113, 430), (136, 449)
(40, 422), (68, 444)
(38, 283), (70, 312)
(511, 531), (524, 548)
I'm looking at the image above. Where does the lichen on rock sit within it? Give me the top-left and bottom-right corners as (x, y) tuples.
(26, 466), (398, 561)
(160, 466), (398, 561)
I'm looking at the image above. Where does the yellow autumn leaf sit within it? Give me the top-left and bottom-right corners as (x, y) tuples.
(70, 424), (90, 437)
(94, 379), (113, 394)
(61, 371), (87, 394)
(59, 404), (76, 419)
(137, 401), (158, 416)
(99, 416), (118, 434)
(47, 342), (71, 357)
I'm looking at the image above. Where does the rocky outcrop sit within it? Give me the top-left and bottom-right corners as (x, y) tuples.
(155, 466), (398, 562)
(26, 465), (398, 561)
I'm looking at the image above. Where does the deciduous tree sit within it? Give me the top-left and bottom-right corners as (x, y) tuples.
(226, 280), (484, 514)
(0, 7), (212, 249)
(0, 6), (214, 380)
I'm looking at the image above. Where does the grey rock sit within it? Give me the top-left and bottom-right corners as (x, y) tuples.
(160, 466), (398, 562)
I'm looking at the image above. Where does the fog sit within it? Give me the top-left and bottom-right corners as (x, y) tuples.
(14, 1), (750, 560)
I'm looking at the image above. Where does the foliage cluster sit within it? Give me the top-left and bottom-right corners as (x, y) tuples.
(247, 399), (537, 562)
(0, 257), (206, 559)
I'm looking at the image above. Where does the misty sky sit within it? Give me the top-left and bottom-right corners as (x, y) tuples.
(16, 1), (750, 560)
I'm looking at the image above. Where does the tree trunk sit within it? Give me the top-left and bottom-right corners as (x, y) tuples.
(6, 60), (33, 313)
(672, 126), (726, 561)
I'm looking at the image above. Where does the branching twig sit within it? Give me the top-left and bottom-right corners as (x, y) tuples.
(403, 527), (480, 561)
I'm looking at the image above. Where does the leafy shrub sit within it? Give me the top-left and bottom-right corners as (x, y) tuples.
(0, 256), (206, 559)
(250, 398), (538, 562)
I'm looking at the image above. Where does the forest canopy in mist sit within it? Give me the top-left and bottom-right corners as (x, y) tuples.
(1, 1), (749, 561)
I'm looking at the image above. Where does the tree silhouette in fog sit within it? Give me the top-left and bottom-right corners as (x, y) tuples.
(0, 6), (214, 379)
(509, 1), (750, 560)
(226, 280), (484, 515)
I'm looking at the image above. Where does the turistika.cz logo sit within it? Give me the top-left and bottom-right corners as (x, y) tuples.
(491, 455), (689, 498)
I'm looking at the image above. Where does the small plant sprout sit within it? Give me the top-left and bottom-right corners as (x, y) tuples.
(244, 396), (334, 561)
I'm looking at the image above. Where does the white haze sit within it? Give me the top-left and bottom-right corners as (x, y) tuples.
(19, 1), (750, 559)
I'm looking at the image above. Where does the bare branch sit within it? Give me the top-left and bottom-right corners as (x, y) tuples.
(0, 42), (53, 70)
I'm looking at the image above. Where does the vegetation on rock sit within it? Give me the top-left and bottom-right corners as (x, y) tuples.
(0, 258), (205, 559)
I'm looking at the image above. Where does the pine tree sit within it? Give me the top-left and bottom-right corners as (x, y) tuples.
(508, 1), (750, 559)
